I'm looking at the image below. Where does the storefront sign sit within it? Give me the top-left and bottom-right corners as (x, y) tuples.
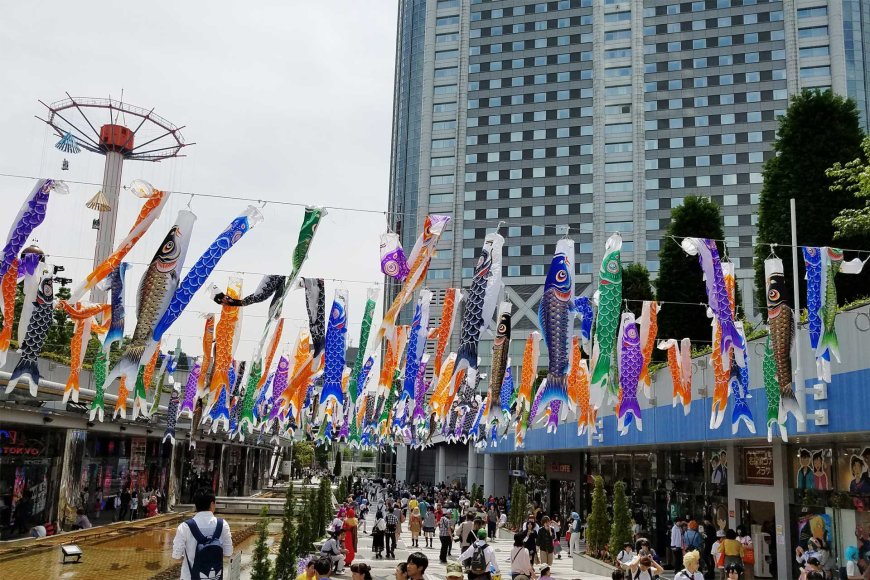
(743, 447), (774, 485)
(0, 429), (45, 456)
(130, 437), (146, 471)
(550, 463), (572, 473)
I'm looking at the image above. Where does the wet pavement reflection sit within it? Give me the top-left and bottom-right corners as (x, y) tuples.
(0, 517), (257, 579)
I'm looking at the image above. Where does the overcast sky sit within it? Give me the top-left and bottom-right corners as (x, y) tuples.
(0, 2), (399, 360)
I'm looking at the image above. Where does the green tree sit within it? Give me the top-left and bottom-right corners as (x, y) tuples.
(273, 484), (298, 580)
(333, 447), (343, 477)
(315, 444), (330, 469)
(508, 481), (528, 530)
(318, 477), (333, 536)
(586, 476), (609, 558)
(755, 89), (869, 312)
(251, 506), (273, 580)
(608, 481), (632, 561)
(293, 441), (315, 476)
(829, 136), (870, 239)
(622, 263), (655, 318)
(296, 489), (316, 555)
(656, 196), (731, 343)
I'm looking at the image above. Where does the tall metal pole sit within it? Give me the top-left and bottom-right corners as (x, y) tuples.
(91, 151), (124, 304)
(790, 198), (807, 432)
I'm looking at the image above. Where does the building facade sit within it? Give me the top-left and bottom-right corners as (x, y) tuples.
(388, 1), (870, 576)
(388, 0), (870, 368)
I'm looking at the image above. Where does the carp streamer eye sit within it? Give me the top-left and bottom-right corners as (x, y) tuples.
(498, 323), (507, 333)
(556, 270), (568, 282)
(768, 289), (780, 301)
(607, 260), (619, 274)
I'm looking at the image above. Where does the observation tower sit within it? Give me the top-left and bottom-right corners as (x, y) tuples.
(37, 94), (192, 302)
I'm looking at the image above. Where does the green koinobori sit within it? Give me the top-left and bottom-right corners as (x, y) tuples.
(591, 233), (623, 408)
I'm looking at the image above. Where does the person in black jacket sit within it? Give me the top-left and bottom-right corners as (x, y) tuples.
(523, 519), (538, 565)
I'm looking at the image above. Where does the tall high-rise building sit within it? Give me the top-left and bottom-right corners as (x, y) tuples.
(388, 0), (869, 374)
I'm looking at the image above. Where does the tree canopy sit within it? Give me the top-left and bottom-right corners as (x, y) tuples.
(622, 263), (654, 318)
(754, 89), (869, 311)
(656, 196), (729, 343)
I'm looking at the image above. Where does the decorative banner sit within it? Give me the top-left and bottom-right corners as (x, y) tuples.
(571, 337), (595, 439)
(681, 237), (744, 368)
(0, 258), (19, 368)
(763, 336), (785, 443)
(17, 247), (45, 347)
(793, 447), (833, 490)
(536, 239), (576, 420)
(395, 290), (431, 431)
(302, 278), (326, 361)
(106, 209), (196, 387)
(206, 278), (243, 431)
(58, 301), (110, 403)
(163, 387), (181, 445)
(349, 288), (377, 405)
(132, 342), (161, 420)
(55, 132), (81, 154)
(198, 314), (215, 398)
(658, 338), (692, 415)
(255, 207), (325, 360)
(514, 332), (541, 448)
(484, 302), (512, 438)
(451, 232), (504, 399)
(5, 265), (53, 396)
(429, 288), (461, 380)
(102, 263), (129, 353)
(617, 312), (643, 435)
(89, 349), (108, 422)
(71, 180), (169, 301)
(764, 257), (800, 422)
(379, 231), (409, 280)
(179, 359), (202, 419)
(1, 179), (67, 279)
(379, 214), (451, 342)
(428, 353), (457, 424)
(591, 233), (623, 409)
(730, 323), (755, 435)
(319, 289), (349, 429)
(152, 206), (263, 344)
(574, 296), (594, 355)
(638, 301), (659, 400)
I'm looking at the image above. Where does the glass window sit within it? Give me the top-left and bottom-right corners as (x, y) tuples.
(432, 156), (455, 167)
(605, 161), (633, 173)
(604, 182), (632, 195)
(605, 66), (632, 77)
(606, 85), (631, 97)
(605, 221), (633, 233)
(434, 67), (457, 78)
(434, 85), (457, 95)
(436, 16), (459, 27)
(436, 32), (460, 44)
(605, 142), (632, 154)
(797, 6), (827, 18)
(430, 193), (454, 204)
(435, 50), (458, 61)
(433, 102), (456, 114)
(801, 66), (831, 78)
(800, 46), (830, 58)
(432, 119), (456, 131)
(604, 48), (631, 59)
(798, 26), (828, 39)
(427, 268), (452, 280)
(605, 201), (633, 212)
(604, 11), (631, 23)
(604, 29), (631, 41)
(432, 138), (456, 149)
(430, 174), (454, 186)
(605, 123), (632, 135)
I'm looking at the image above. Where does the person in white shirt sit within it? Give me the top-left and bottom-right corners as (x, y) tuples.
(459, 529), (500, 580)
(171, 488), (233, 580)
(671, 519), (685, 565)
(510, 532), (535, 579)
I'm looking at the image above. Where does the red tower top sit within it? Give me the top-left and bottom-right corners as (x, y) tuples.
(99, 124), (135, 154)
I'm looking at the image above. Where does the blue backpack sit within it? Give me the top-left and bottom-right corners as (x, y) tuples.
(185, 518), (225, 579)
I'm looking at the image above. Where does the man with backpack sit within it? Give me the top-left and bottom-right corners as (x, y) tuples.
(172, 488), (233, 580)
(458, 528), (499, 580)
(384, 508), (399, 559)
